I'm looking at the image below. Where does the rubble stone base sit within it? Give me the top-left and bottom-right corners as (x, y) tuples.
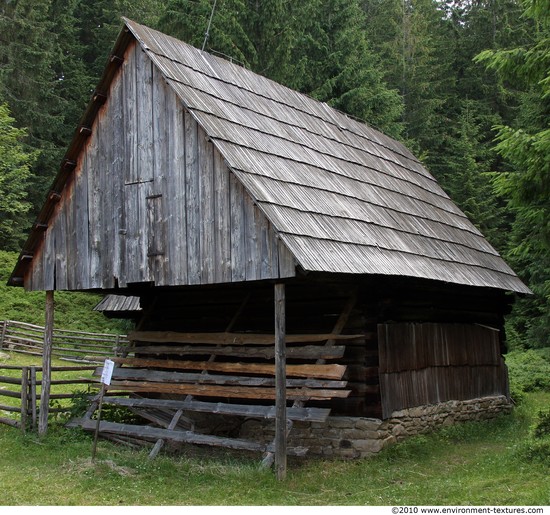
(238, 395), (512, 459)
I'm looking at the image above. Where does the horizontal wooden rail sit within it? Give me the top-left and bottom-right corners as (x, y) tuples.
(0, 320), (128, 362)
(0, 364), (98, 432)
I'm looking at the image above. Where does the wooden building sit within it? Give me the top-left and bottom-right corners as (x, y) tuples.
(9, 19), (530, 462)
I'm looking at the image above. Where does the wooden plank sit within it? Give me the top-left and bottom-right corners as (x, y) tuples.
(136, 46), (154, 183)
(244, 191), (259, 281)
(110, 66), (124, 287)
(102, 397), (331, 422)
(0, 376), (23, 385)
(128, 330), (363, 345)
(98, 367), (347, 388)
(111, 357), (347, 379)
(151, 64), (168, 286)
(214, 151), (231, 282)
(129, 406), (191, 432)
(229, 173), (246, 282)
(97, 91), (114, 289)
(168, 99), (188, 285)
(198, 126), (215, 284)
(53, 194), (68, 290)
(77, 418), (308, 455)
(106, 381), (350, 400)
(122, 344), (346, 360)
(185, 110), (201, 284)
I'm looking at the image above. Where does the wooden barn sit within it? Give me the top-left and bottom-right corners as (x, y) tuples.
(9, 19), (530, 467)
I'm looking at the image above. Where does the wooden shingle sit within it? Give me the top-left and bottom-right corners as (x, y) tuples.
(9, 19), (530, 295)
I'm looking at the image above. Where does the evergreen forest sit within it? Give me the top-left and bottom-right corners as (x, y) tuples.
(0, 0), (548, 350)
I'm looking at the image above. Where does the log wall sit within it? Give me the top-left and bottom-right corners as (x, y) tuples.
(25, 41), (295, 292)
(132, 276), (511, 419)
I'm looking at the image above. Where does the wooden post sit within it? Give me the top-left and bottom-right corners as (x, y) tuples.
(20, 366), (29, 433)
(149, 409), (184, 459)
(0, 320), (8, 350)
(39, 290), (54, 436)
(274, 283), (287, 481)
(91, 384), (106, 462)
(30, 366), (37, 431)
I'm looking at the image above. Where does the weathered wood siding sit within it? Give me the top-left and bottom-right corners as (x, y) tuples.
(378, 323), (509, 418)
(25, 41), (295, 291)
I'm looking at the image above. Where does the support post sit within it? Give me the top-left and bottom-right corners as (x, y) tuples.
(92, 384), (106, 462)
(20, 366), (29, 433)
(274, 283), (287, 481)
(39, 290), (54, 436)
(0, 320), (8, 350)
(30, 366), (37, 431)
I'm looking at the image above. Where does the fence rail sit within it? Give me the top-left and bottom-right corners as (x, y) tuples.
(0, 320), (129, 363)
(0, 364), (98, 431)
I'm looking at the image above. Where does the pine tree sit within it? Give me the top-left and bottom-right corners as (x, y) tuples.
(0, 0), (66, 206)
(0, 104), (35, 250)
(296, 0), (403, 135)
(363, 0), (450, 149)
(475, 0), (550, 348)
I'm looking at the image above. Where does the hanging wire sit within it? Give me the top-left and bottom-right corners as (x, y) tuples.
(202, 0), (218, 51)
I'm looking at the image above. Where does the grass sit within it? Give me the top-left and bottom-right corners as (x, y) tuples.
(0, 371), (548, 505)
(0, 249), (549, 505)
(0, 250), (129, 333)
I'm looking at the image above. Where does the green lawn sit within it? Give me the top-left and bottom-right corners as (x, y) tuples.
(0, 384), (548, 505)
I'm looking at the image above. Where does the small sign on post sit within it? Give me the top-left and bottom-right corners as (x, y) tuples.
(92, 358), (115, 461)
(100, 358), (115, 385)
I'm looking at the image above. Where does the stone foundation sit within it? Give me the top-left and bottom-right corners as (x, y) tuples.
(238, 395), (512, 459)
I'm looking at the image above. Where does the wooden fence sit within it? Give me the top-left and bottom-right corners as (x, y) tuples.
(0, 364), (98, 431)
(0, 320), (129, 363)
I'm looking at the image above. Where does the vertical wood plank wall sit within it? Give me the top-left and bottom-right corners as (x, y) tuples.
(26, 42), (294, 291)
(378, 323), (509, 418)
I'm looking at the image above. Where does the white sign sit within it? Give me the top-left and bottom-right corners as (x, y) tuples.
(100, 358), (115, 385)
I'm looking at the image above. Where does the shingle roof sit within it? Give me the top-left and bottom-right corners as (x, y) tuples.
(94, 295), (141, 313)
(9, 19), (530, 294)
(124, 19), (529, 294)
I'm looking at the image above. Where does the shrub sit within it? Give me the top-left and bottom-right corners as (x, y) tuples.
(532, 410), (550, 439)
(519, 439), (550, 465)
(505, 349), (550, 393)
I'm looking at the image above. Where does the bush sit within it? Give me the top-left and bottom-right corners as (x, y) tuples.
(532, 410), (550, 439)
(518, 439), (550, 465)
(514, 405), (550, 466)
(505, 349), (550, 394)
